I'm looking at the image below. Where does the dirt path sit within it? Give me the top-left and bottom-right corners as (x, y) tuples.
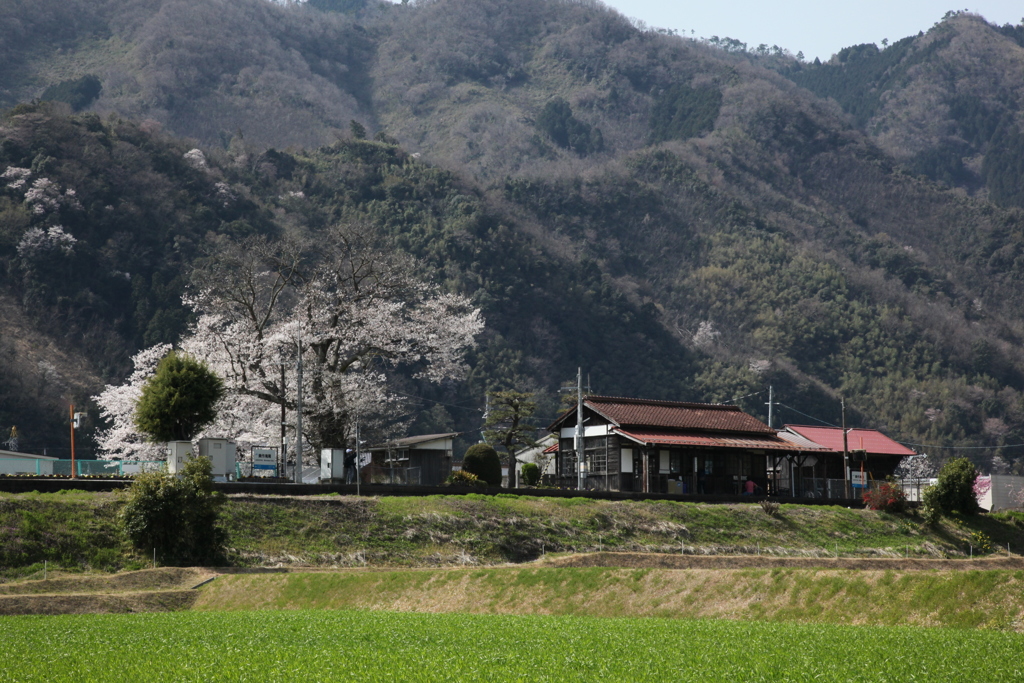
(540, 552), (1024, 570)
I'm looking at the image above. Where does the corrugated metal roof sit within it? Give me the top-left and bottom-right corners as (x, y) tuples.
(543, 442), (559, 453)
(550, 395), (775, 435)
(370, 432), (460, 450)
(776, 429), (832, 451)
(614, 429), (811, 451)
(784, 426), (917, 456)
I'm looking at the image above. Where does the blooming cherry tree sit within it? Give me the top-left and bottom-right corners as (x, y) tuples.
(183, 225), (483, 452)
(94, 344), (173, 460)
(95, 225), (483, 461)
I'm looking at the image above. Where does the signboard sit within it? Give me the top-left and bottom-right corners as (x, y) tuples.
(252, 447), (277, 475)
(851, 471), (868, 488)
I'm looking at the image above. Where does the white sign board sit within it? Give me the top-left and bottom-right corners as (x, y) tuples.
(851, 470), (867, 487)
(252, 447), (277, 476)
(253, 448), (276, 464)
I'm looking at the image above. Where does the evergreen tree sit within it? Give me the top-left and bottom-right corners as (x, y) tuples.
(483, 390), (537, 488)
(134, 351), (224, 442)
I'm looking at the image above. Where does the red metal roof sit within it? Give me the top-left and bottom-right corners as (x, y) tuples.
(543, 442), (559, 454)
(614, 429), (810, 451)
(551, 395), (775, 435)
(784, 426), (917, 456)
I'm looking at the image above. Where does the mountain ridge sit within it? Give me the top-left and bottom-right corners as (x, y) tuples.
(2, 0), (1024, 471)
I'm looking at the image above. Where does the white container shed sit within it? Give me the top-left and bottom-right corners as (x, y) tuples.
(166, 441), (194, 474)
(198, 438), (237, 481)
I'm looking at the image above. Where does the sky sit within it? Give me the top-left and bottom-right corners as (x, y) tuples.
(601, 1), (1023, 61)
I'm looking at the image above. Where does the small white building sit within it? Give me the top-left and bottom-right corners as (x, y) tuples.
(514, 434), (558, 482)
(0, 449), (58, 475)
(166, 439), (236, 481)
(977, 475), (1024, 512)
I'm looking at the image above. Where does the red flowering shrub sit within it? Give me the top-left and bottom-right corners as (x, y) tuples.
(863, 478), (908, 513)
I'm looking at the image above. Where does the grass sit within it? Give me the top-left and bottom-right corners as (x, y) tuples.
(1, 609), (1022, 682)
(4, 490), (1024, 575)
(191, 565), (1024, 630)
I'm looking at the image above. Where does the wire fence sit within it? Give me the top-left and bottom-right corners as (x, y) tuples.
(366, 466), (421, 486)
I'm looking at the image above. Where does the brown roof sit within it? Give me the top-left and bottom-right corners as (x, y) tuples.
(615, 429), (803, 451)
(550, 395), (775, 435)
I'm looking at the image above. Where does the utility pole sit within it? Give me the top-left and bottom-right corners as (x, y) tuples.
(765, 386), (774, 495)
(294, 339), (304, 485)
(842, 397), (850, 499)
(280, 360), (286, 480)
(69, 405), (77, 479)
(355, 413), (361, 497)
(576, 367), (584, 491)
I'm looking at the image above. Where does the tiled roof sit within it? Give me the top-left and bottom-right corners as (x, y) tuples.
(784, 426), (917, 457)
(615, 429), (811, 451)
(579, 396), (776, 435)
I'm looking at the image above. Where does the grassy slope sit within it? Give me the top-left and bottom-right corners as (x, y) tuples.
(4, 491), (1024, 577)
(192, 564), (1024, 630)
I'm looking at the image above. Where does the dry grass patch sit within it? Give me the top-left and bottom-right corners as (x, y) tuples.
(193, 564), (1024, 630)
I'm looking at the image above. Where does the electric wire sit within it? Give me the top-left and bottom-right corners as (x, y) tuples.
(777, 402), (1024, 452)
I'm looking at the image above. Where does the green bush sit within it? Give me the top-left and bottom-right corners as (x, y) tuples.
(461, 444), (502, 487)
(521, 462), (541, 486)
(119, 456), (227, 566)
(444, 469), (486, 488)
(925, 457), (981, 516)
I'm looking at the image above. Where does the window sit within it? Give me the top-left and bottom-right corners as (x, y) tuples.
(620, 448), (634, 473)
(585, 443), (607, 474)
(560, 450), (577, 476)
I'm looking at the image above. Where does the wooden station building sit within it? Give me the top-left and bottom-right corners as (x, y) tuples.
(548, 396), (826, 494)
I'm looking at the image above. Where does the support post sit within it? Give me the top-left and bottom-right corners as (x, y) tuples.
(842, 397), (850, 499)
(280, 361), (286, 479)
(69, 404), (76, 479)
(355, 413), (361, 497)
(576, 367), (584, 491)
(294, 339), (303, 485)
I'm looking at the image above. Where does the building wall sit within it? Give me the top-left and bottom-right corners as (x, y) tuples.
(555, 437), (772, 494)
(979, 475), (1024, 511)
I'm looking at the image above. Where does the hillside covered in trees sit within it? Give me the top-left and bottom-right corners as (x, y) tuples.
(3, 0), (1024, 473)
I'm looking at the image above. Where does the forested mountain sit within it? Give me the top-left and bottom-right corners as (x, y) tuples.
(2, 0), (1024, 472)
(780, 12), (1024, 207)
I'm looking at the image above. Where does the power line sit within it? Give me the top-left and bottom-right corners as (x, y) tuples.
(894, 440), (1024, 451)
(717, 389), (765, 405)
(776, 402), (840, 428)
(777, 402), (1024, 452)
(389, 391), (484, 413)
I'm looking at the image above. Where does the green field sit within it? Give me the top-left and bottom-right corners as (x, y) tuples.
(1, 610), (1021, 682)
